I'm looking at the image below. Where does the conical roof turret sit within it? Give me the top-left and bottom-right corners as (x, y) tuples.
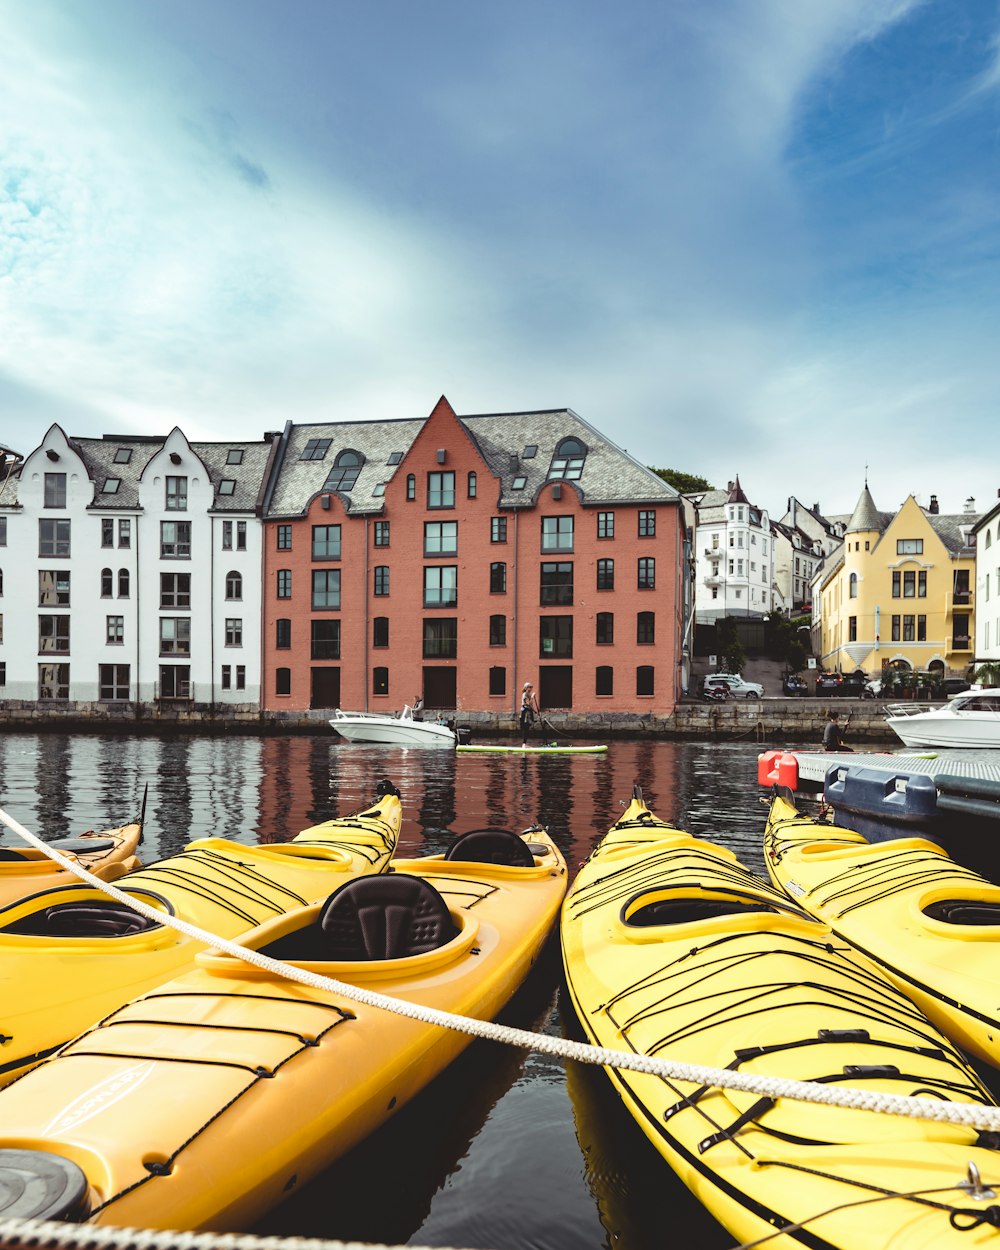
(727, 476), (750, 505)
(846, 483), (882, 535)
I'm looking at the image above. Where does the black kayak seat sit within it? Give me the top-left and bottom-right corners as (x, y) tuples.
(2, 901), (158, 938)
(0, 848), (27, 861)
(48, 837), (117, 855)
(444, 828), (535, 868)
(0, 1149), (90, 1220)
(627, 897), (781, 927)
(923, 898), (1000, 926)
(319, 873), (455, 960)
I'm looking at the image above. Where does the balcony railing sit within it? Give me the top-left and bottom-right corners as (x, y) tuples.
(155, 680), (193, 701)
(953, 590), (973, 606)
(703, 574), (721, 587)
(951, 636), (972, 652)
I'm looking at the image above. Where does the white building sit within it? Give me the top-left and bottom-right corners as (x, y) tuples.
(687, 478), (775, 623)
(973, 493), (1000, 668)
(771, 498), (845, 615)
(0, 424), (275, 712)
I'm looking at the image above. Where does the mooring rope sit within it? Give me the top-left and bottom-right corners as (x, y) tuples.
(3, 804), (1000, 1133)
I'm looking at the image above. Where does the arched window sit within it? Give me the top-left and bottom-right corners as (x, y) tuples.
(849, 572), (858, 599)
(373, 616), (389, 648)
(226, 570), (242, 600)
(118, 569), (130, 598)
(373, 666), (389, 696)
(101, 567), (113, 597)
(406, 474), (416, 501)
(987, 530), (993, 549)
(322, 449), (364, 493)
(596, 665), (613, 696)
(547, 436), (587, 481)
(468, 471), (477, 498)
(636, 665), (654, 696)
(276, 667), (291, 695)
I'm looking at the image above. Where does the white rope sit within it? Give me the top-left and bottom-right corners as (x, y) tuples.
(4, 805), (1000, 1133)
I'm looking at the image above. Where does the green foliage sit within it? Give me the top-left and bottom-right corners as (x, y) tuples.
(716, 617), (746, 675)
(971, 662), (1000, 688)
(649, 467), (714, 493)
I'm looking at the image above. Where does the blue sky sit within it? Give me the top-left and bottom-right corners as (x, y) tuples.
(2, 0), (999, 521)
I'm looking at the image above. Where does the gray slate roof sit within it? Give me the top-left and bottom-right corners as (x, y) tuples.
(266, 409), (678, 518)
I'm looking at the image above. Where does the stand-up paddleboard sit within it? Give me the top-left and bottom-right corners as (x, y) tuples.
(457, 743), (608, 754)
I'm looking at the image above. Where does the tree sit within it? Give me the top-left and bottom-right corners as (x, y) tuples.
(649, 467), (714, 493)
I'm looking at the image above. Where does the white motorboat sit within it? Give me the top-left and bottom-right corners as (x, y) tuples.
(885, 689), (1000, 749)
(329, 705), (456, 747)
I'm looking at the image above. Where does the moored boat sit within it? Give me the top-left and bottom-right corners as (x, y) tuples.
(0, 820), (143, 908)
(765, 785), (1000, 1067)
(886, 689), (1000, 749)
(562, 789), (1000, 1248)
(0, 783), (400, 1087)
(329, 705), (456, 747)
(0, 825), (567, 1230)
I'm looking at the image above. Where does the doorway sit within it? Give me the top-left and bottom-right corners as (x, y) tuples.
(311, 667), (341, 710)
(422, 667), (457, 710)
(539, 667), (572, 710)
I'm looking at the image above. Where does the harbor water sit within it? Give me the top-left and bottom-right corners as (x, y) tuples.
(1, 731), (979, 1249)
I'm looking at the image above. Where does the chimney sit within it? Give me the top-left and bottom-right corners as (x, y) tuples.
(929, 495), (939, 514)
(509, 452), (519, 472)
(965, 496), (976, 514)
(727, 481), (734, 492)
(812, 503), (819, 515)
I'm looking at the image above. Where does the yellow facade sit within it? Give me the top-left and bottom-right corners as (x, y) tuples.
(820, 495), (975, 677)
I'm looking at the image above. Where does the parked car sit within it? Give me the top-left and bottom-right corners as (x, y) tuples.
(814, 671), (843, 695)
(816, 671), (868, 697)
(703, 673), (764, 700)
(942, 677), (971, 698)
(782, 673), (808, 697)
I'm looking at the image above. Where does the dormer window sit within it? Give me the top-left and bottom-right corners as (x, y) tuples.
(547, 437), (586, 481)
(323, 449), (364, 492)
(300, 438), (332, 462)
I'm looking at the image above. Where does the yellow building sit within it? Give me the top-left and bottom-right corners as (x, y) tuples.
(818, 486), (978, 680)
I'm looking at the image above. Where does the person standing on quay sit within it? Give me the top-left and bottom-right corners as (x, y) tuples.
(519, 682), (540, 747)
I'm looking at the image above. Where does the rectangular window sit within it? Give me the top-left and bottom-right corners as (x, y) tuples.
(373, 666), (389, 696)
(848, 615), (857, 642)
(636, 665), (655, 696)
(491, 517), (507, 543)
(373, 616), (389, 648)
(596, 665), (613, 696)
(597, 511), (615, 540)
(427, 471), (455, 508)
(374, 565), (390, 596)
(541, 516), (574, 551)
(897, 539), (923, 555)
(892, 571), (901, 598)
(44, 473), (66, 508)
(423, 618), (457, 658)
(38, 663), (69, 700)
(160, 617), (191, 655)
(276, 668), (291, 695)
(490, 562), (507, 593)
(166, 476), (188, 510)
(160, 572), (191, 609)
(917, 614), (927, 642)
(903, 571), (915, 598)
(892, 615), (901, 642)
(277, 524), (292, 550)
(637, 611), (655, 645)
(101, 518), (114, 548)
(374, 521), (390, 547)
(424, 566), (457, 607)
(312, 569), (341, 609)
(99, 664), (130, 700)
(596, 558), (614, 591)
(160, 521), (191, 558)
(277, 569), (292, 599)
(118, 519), (131, 548)
(39, 519), (71, 557)
(106, 615), (124, 645)
(918, 570), (926, 597)
(225, 618), (243, 647)
(540, 562), (573, 605)
(39, 615), (70, 653)
(312, 524), (342, 560)
(222, 521), (233, 550)
(638, 557), (655, 589)
(596, 612), (614, 645)
(311, 619), (341, 659)
(489, 614), (507, 646)
(903, 614), (915, 642)
(276, 618), (291, 649)
(300, 438), (331, 461)
(638, 510), (655, 537)
(38, 570), (70, 606)
(221, 665), (231, 690)
(424, 521), (458, 556)
(236, 665), (245, 689)
(0, 517), (6, 546)
(489, 666), (506, 696)
(540, 615), (573, 658)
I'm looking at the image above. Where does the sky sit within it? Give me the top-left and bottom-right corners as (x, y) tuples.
(2, 0), (999, 522)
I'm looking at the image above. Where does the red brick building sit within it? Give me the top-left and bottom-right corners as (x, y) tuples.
(261, 398), (689, 715)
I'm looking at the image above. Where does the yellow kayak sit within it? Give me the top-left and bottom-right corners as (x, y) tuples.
(0, 825), (567, 1230)
(0, 821), (143, 906)
(563, 792), (1000, 1249)
(0, 783), (400, 1088)
(765, 787), (1000, 1068)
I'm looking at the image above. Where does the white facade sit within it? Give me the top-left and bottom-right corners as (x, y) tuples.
(974, 499), (1000, 666)
(690, 483), (775, 623)
(0, 424), (270, 711)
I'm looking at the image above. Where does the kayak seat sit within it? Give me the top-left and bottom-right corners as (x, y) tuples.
(628, 897), (781, 927)
(0, 848), (27, 861)
(444, 828), (535, 867)
(2, 901), (159, 938)
(48, 837), (117, 855)
(923, 898), (1000, 926)
(319, 874), (456, 960)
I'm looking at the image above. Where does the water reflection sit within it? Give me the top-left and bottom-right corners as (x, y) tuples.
(0, 732), (773, 1249)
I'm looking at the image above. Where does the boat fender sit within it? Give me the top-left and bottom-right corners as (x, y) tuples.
(776, 753), (799, 790)
(0, 1148), (90, 1220)
(757, 750), (783, 786)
